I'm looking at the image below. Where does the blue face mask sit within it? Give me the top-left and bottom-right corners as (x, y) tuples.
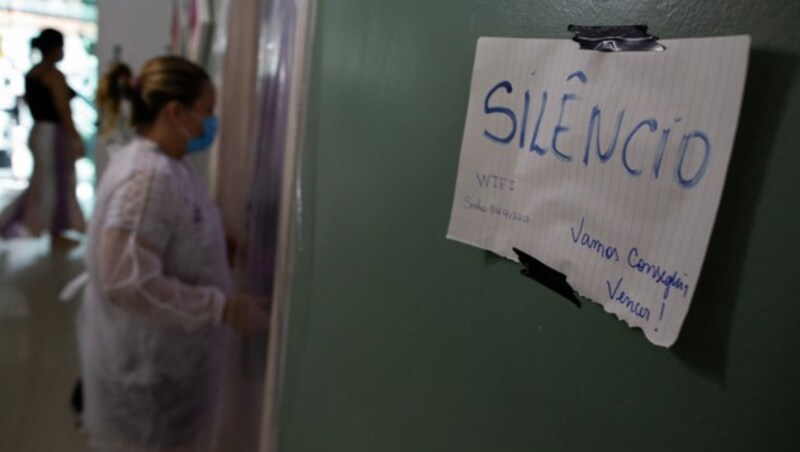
(181, 111), (218, 154)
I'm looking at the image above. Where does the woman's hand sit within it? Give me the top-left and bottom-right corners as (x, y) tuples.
(222, 294), (270, 335)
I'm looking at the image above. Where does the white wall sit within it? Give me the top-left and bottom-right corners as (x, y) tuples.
(94, 1), (172, 180)
(96, 0), (216, 183)
(97, 0), (171, 74)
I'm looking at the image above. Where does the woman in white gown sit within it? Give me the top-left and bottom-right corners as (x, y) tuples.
(79, 56), (270, 451)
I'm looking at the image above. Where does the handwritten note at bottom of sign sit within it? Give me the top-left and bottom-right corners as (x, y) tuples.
(447, 36), (750, 347)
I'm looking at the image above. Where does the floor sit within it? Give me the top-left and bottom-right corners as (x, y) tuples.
(0, 191), (91, 451)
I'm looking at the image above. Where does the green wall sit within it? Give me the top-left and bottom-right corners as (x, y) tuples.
(280, 1), (800, 450)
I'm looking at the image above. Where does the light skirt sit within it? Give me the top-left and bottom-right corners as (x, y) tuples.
(0, 121), (85, 238)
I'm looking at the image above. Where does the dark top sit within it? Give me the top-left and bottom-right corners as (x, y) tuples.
(24, 75), (75, 123)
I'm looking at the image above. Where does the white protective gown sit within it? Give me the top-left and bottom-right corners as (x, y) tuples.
(78, 137), (232, 451)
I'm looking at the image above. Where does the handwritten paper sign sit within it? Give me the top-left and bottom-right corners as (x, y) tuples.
(447, 36), (750, 347)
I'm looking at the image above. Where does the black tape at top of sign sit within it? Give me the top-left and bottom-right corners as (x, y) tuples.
(512, 247), (581, 308)
(568, 25), (666, 52)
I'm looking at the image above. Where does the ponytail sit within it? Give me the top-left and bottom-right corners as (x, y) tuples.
(130, 56), (210, 129)
(97, 63), (134, 134)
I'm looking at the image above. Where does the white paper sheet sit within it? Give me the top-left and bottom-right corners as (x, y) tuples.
(447, 36), (750, 347)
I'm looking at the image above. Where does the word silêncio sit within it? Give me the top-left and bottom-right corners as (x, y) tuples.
(482, 70), (712, 190)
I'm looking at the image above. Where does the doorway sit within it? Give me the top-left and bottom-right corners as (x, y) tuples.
(0, 1), (98, 216)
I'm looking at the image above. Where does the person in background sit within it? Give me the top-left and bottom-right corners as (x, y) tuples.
(0, 28), (85, 245)
(77, 55), (270, 451)
(95, 62), (135, 176)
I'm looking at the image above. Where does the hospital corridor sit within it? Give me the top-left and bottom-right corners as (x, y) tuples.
(1, 0), (301, 450)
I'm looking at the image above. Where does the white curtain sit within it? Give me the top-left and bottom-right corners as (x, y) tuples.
(208, 0), (266, 450)
(209, 0), (312, 450)
(210, 0), (261, 238)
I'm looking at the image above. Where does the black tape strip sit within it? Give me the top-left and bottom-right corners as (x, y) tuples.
(568, 24), (666, 52)
(512, 247), (581, 308)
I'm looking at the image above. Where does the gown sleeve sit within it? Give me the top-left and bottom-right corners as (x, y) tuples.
(95, 163), (226, 331)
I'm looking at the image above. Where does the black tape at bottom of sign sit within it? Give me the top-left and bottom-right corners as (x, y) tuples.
(512, 247), (581, 308)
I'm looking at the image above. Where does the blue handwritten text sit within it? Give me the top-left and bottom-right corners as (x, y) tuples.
(606, 276), (651, 321)
(482, 73), (712, 190)
(627, 247), (690, 300)
(569, 216), (620, 262)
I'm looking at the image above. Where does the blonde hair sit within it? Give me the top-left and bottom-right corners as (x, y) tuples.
(97, 62), (132, 134)
(131, 56), (210, 128)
